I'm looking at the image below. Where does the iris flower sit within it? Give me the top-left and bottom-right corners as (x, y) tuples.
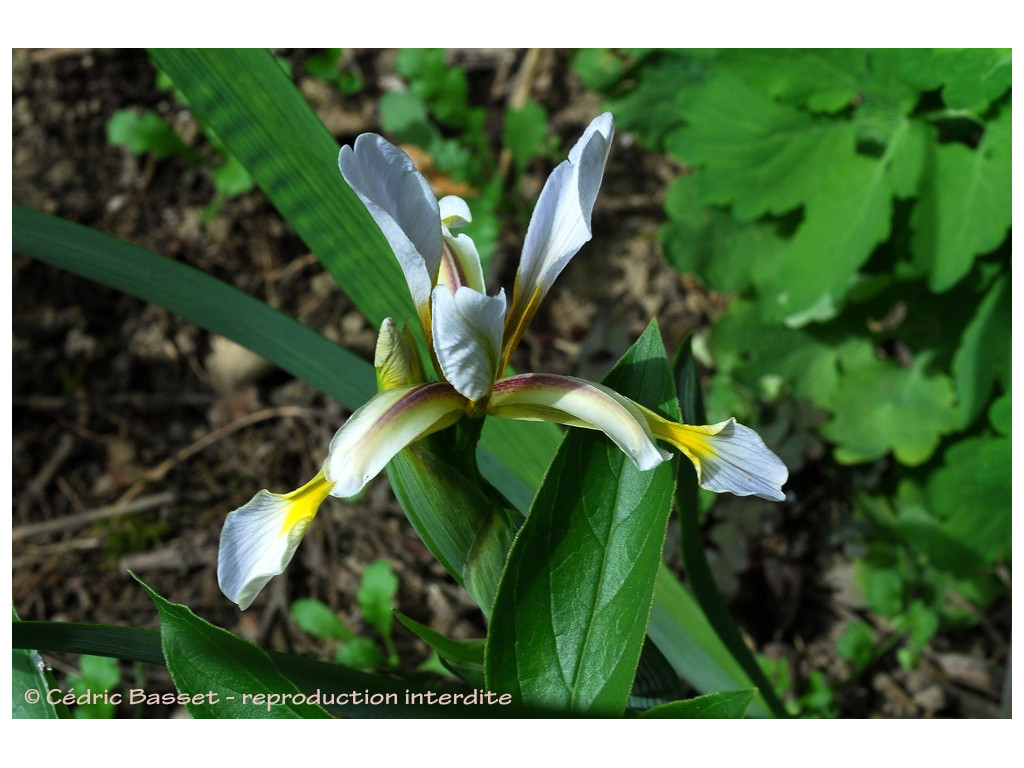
(218, 113), (787, 610)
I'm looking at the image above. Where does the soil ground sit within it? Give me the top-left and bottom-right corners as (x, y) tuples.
(11, 48), (1009, 718)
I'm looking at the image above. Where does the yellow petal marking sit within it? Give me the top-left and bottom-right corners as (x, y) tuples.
(279, 469), (333, 538)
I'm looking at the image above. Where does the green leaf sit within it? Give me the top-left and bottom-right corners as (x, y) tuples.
(12, 609), (67, 719)
(68, 655), (121, 718)
(106, 108), (190, 159)
(395, 613), (485, 686)
(666, 67), (927, 324)
(386, 434), (517, 612)
(821, 348), (958, 465)
(836, 621), (876, 673)
(928, 436), (1011, 564)
(911, 105), (1011, 292)
(335, 638), (386, 670)
(647, 568), (769, 716)
(134, 575), (332, 719)
(572, 49), (628, 92)
(209, 151), (255, 197)
(290, 598), (354, 641)
(485, 322), (679, 715)
(660, 177), (786, 295)
(14, 207), (376, 410)
(638, 689), (755, 719)
(15, 620), (539, 717)
(503, 100), (549, 174)
(860, 566), (904, 617)
(989, 393), (1010, 436)
(952, 276), (1010, 428)
(898, 49), (1012, 112)
(357, 560), (399, 641)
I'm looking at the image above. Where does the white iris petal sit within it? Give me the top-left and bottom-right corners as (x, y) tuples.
(432, 287), (507, 402)
(517, 112), (614, 299)
(488, 373), (672, 471)
(338, 135), (441, 313)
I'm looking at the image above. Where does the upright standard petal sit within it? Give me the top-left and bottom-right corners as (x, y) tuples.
(503, 113), (615, 366)
(324, 383), (468, 498)
(374, 317), (425, 391)
(432, 286), (506, 403)
(488, 373), (671, 471)
(643, 410), (789, 502)
(218, 470), (333, 610)
(339, 135), (441, 327)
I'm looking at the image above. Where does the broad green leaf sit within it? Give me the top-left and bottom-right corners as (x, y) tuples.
(135, 575), (332, 719)
(12, 609), (67, 719)
(911, 106), (1011, 292)
(898, 49), (1012, 112)
(638, 688), (755, 719)
(660, 177), (786, 295)
(485, 322), (679, 715)
(386, 433), (517, 612)
(718, 49), (865, 114)
(666, 68), (926, 323)
(952, 276), (1010, 428)
(821, 348), (958, 465)
(928, 436), (1011, 564)
(290, 598), (354, 641)
(710, 299), (843, 409)
(149, 48), (560, 506)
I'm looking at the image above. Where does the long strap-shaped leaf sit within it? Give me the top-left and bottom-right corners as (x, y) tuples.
(14, 206), (376, 409)
(148, 48), (556, 504)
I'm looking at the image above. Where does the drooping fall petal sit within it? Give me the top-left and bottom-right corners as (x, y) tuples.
(218, 471), (333, 610)
(643, 410), (789, 502)
(488, 372), (671, 471)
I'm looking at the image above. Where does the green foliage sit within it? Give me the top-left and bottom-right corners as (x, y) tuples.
(66, 655), (121, 719)
(580, 48), (1010, 679)
(290, 560), (401, 671)
(106, 109), (190, 159)
(485, 323), (680, 715)
(638, 689), (755, 718)
(304, 49), (364, 94)
(137, 576), (332, 719)
(106, 65), (254, 218)
(503, 100), (551, 175)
